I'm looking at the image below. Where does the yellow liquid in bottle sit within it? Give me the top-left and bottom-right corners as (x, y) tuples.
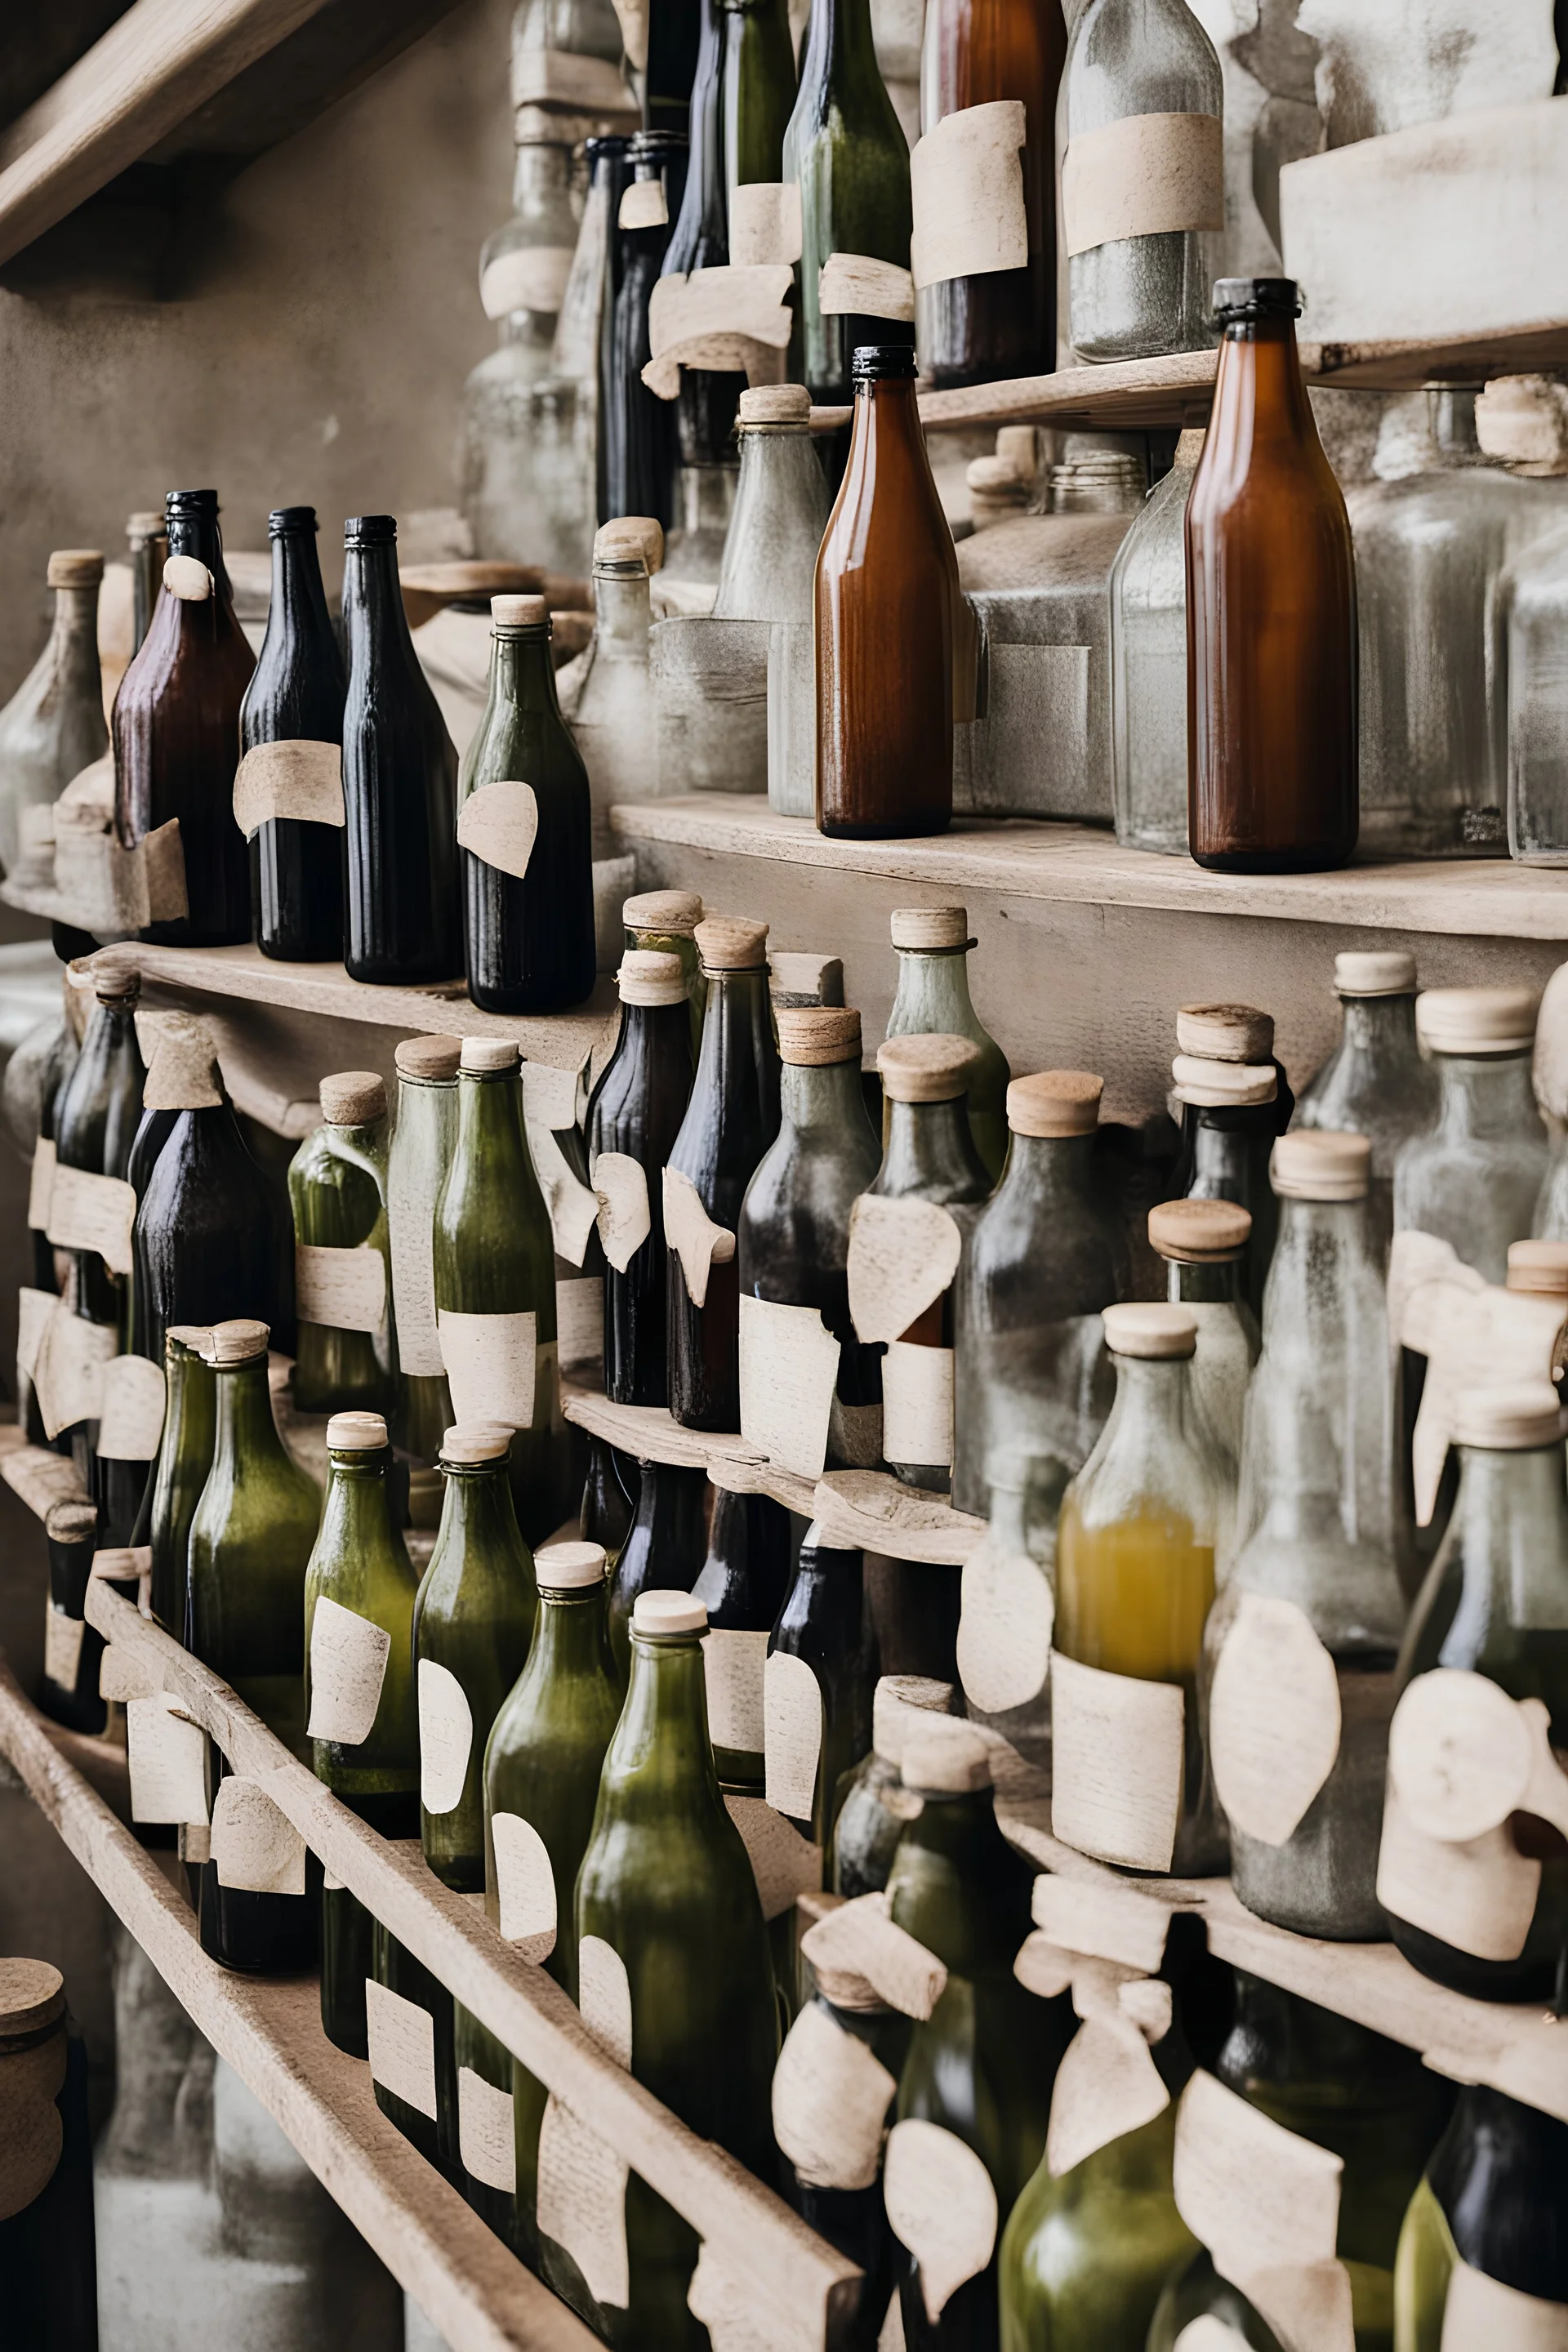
(1054, 1504), (1214, 1682)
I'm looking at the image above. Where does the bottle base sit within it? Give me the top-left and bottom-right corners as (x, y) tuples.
(817, 815), (953, 842)
(1188, 844), (1357, 875)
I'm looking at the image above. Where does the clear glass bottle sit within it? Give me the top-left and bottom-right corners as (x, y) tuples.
(387, 1036), (459, 1514)
(1503, 516), (1568, 866)
(146, 1325), (216, 1635)
(53, 960), (145, 1334)
(831, 1673), (957, 1900)
(0, 550), (107, 878)
(1147, 1196), (1258, 1507)
(1394, 2087), (1568, 2347)
(714, 385), (831, 622)
(563, 526), (662, 856)
(692, 1478), (794, 1792)
(1217, 1131), (1406, 1939)
(238, 506), (345, 962)
(1294, 951), (1440, 1267)
(1109, 431), (1202, 854)
(586, 948), (697, 1406)
(1054, 1302), (1227, 1877)
(1393, 987), (1548, 1284)
(1061, 0), (1223, 362)
(608, 1457), (710, 1683)
(884, 906), (1010, 1180)
(768, 1525), (879, 1850)
(1169, 1000), (1292, 1324)
(287, 1071), (394, 1420)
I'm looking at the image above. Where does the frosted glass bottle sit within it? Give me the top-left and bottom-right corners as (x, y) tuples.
(0, 550), (107, 878)
(1109, 432), (1201, 854)
(1504, 517), (1568, 865)
(883, 905), (1010, 1180)
(1392, 987), (1548, 1284)
(560, 524), (661, 855)
(1293, 950), (1439, 1265)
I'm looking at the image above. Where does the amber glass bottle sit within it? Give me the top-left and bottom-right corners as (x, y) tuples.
(816, 345), (962, 840)
(1186, 278), (1358, 874)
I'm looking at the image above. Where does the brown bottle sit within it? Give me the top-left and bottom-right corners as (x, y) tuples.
(114, 488), (256, 946)
(1186, 278), (1358, 874)
(816, 344), (960, 840)
(917, 0), (1068, 388)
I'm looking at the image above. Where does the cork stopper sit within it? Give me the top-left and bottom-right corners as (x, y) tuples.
(1334, 951), (1417, 998)
(891, 906), (969, 951)
(624, 889), (702, 936)
(617, 950), (688, 1007)
(1148, 1197), (1252, 1263)
(166, 1325), (212, 1356)
(878, 1032), (982, 1102)
(492, 593), (548, 626)
(1171, 1054), (1278, 1109)
(1452, 1383), (1566, 1450)
(738, 384), (812, 425)
(0, 1960), (66, 2039)
(1508, 1239), (1568, 1298)
(1270, 1129), (1370, 1202)
(594, 516), (664, 573)
(440, 1423), (513, 1464)
(320, 1071), (386, 1125)
(395, 1035), (462, 1080)
(48, 550), (104, 589)
(91, 956), (140, 1004)
(902, 1719), (991, 1795)
(777, 1007), (862, 1067)
(203, 1319), (270, 1366)
(633, 1589), (706, 1636)
(537, 1539), (608, 1590)
(1416, 986), (1538, 1057)
(696, 915), (768, 971)
(1176, 1004), (1274, 1063)
(461, 1037), (519, 1072)
(871, 1675), (955, 1764)
(1007, 1072), (1102, 1138)
(45, 1499), (100, 1545)
(327, 1410), (389, 1450)
(1102, 1303), (1197, 1361)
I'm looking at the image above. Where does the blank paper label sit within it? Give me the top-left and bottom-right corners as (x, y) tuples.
(33, 1306), (118, 1441)
(458, 2067), (518, 2194)
(662, 1167), (735, 1310)
(593, 1153), (652, 1272)
(881, 1342), (955, 1468)
(95, 1354), (167, 1463)
(704, 1628), (770, 1753)
(883, 2118), (998, 2324)
(729, 180), (803, 267)
(847, 1195), (962, 1345)
(578, 1935), (633, 2069)
(47, 1166), (137, 1275)
(1376, 1783), (1539, 1964)
(1062, 109), (1224, 259)
(210, 1776), (307, 1895)
(480, 243), (575, 320)
(16, 1288), (54, 1386)
(296, 1243), (387, 1337)
(232, 739), (344, 836)
(911, 101), (1028, 292)
(365, 1980), (439, 2119)
(1050, 1652), (1184, 1873)
(492, 1811), (558, 1960)
(1046, 2013), (1169, 2179)
(417, 1659), (474, 1815)
(773, 2000), (896, 2192)
(737, 1295), (840, 1479)
(44, 1604), (84, 1690)
(308, 1597), (391, 1746)
(818, 252), (915, 322)
(1173, 2070), (1352, 2352)
(724, 1793), (822, 1920)
(164, 555), (212, 599)
(26, 1138), (54, 1232)
(765, 1650), (824, 1822)
(457, 780), (539, 880)
(555, 1273), (603, 1372)
(1209, 1592), (1342, 1849)
(438, 1307), (537, 1428)
(957, 1544), (1053, 1715)
(537, 2096), (630, 2308)
(127, 1694), (209, 1827)
(803, 1893), (947, 2021)
(619, 179), (667, 230)
(1441, 2261), (1568, 2348)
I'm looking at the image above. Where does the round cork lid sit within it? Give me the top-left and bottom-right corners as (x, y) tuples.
(1335, 950), (1417, 997)
(461, 1036), (519, 1071)
(1508, 1239), (1568, 1297)
(1176, 1004), (1274, 1063)
(1102, 1302), (1197, 1360)
(166, 1325), (212, 1356)
(492, 593), (548, 626)
(45, 1499), (100, 1544)
(890, 906), (969, 951)
(48, 550), (104, 589)
(1007, 1071), (1101, 1138)
(878, 1032), (982, 1102)
(203, 1318), (270, 1365)
(1147, 1196), (1252, 1263)
(777, 1007), (862, 1067)
(1171, 1054), (1277, 1108)
(0, 1960), (65, 2038)
(902, 1719), (991, 1794)
(1416, 986), (1538, 1056)
(697, 915), (768, 970)
(395, 1035), (462, 1080)
(320, 1071), (385, 1125)
(440, 1423), (512, 1464)
(624, 889), (702, 935)
(738, 384), (812, 425)
(633, 1590), (706, 1636)
(594, 516), (665, 573)
(618, 950), (688, 1006)
(537, 1540), (608, 1589)
(1270, 1129), (1370, 1201)
(1451, 1382), (1566, 1451)
(327, 1410), (388, 1450)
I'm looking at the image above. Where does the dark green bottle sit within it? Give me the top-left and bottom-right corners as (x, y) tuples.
(581, 1436), (635, 1566)
(415, 1423), (537, 1892)
(767, 1526), (878, 1851)
(287, 1071), (394, 1419)
(608, 1457), (709, 1685)
(587, 950), (697, 1409)
(831, 1674), (956, 1900)
(572, 1588), (778, 2347)
(722, 0), (797, 203)
(146, 1323), (216, 1634)
(186, 1318), (323, 1976)
(41, 1499), (107, 1737)
(693, 1479), (793, 1792)
(387, 1035), (460, 1521)
(623, 886), (705, 1061)
(51, 960), (145, 1333)
(1393, 2085), (1568, 2346)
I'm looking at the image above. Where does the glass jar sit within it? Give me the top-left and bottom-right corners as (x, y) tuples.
(1293, 951), (1440, 1266)
(1393, 987), (1548, 1284)
(883, 905), (1010, 1179)
(1169, 1000), (1293, 1324)
(1110, 430), (1202, 854)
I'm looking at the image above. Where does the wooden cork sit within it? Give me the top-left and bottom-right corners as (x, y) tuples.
(461, 1038), (519, 1071)
(890, 906), (969, 951)
(0, 1960), (65, 2040)
(320, 1071), (386, 1125)
(738, 385), (812, 425)
(625, 889), (702, 934)
(1508, 1239), (1568, 1297)
(1176, 1003), (1273, 1063)
(777, 1007), (862, 1066)
(618, 950), (688, 1005)
(440, 1423), (513, 1464)
(203, 1319), (270, 1365)
(1102, 1303), (1197, 1359)
(47, 550), (104, 590)
(327, 1411), (389, 1450)
(877, 1033), (981, 1102)
(902, 1721), (991, 1793)
(492, 593), (548, 626)
(697, 915), (769, 970)
(1148, 1197), (1252, 1263)
(594, 516), (665, 573)
(1417, 986), (1537, 1056)
(1270, 1129), (1370, 1201)
(1450, 1383), (1565, 1451)
(1171, 1054), (1276, 1108)
(1007, 1071), (1102, 1138)
(394, 1036), (462, 1080)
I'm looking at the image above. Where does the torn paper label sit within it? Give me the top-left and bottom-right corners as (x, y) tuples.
(1049, 1651), (1184, 1873)
(138, 1014), (221, 1111)
(1030, 1875), (1172, 1976)
(1376, 1780), (1539, 1964)
(738, 1295), (840, 1480)
(438, 1307), (537, 1428)
(308, 1596), (392, 1746)
(556, 1272), (603, 1372)
(1439, 2261), (1568, 2348)
(33, 1306), (118, 1440)
(209, 1775), (307, 1895)
(1062, 110), (1224, 259)
(47, 1165), (138, 1276)
(773, 2000), (897, 2191)
(729, 180), (803, 267)
(26, 1138), (55, 1232)
(537, 2095), (630, 2308)
(458, 2066), (518, 2194)
(911, 101), (1028, 292)
(127, 1692), (209, 1826)
(417, 1658), (474, 1815)
(765, 1649), (824, 1822)
(1173, 2070), (1344, 2319)
(847, 1194), (962, 1344)
(492, 1811), (558, 1960)
(1209, 1592), (1342, 1848)
(649, 265), (795, 357)
(481, 243), (576, 320)
(44, 1604), (84, 1691)
(883, 2119), (998, 2323)
(724, 1793), (823, 1919)
(94, 1353), (167, 1462)
(457, 779), (539, 880)
(956, 1541), (1053, 1715)
(881, 1341), (955, 1469)
(818, 252), (916, 323)
(296, 1243), (387, 1337)
(594, 1152), (653, 1272)
(704, 1628), (770, 1754)
(1047, 2011), (1170, 2178)
(662, 1166), (735, 1309)
(528, 1125), (600, 1272)
(800, 1892), (947, 2020)
(16, 1287), (54, 1384)
(232, 739), (344, 836)
(53, 816), (187, 932)
(365, 1980), (439, 2119)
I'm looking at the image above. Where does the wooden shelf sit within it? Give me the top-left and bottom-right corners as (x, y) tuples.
(0, 1423), (89, 1518)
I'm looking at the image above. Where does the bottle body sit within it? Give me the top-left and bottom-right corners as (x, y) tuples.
(1392, 1052), (1548, 1285)
(588, 996), (697, 1405)
(1505, 518), (1568, 865)
(564, 561), (661, 855)
(768, 1533), (879, 1848)
(692, 1486), (793, 1789)
(0, 568), (107, 877)
(386, 1063), (458, 1492)
(54, 987), (145, 1334)
(883, 943), (1010, 1182)
(1110, 434), (1200, 854)
(1294, 991), (1439, 1266)
(238, 506), (346, 960)
(866, 1094), (994, 1490)
(601, 135), (683, 529)
(133, 1102), (277, 1369)
(608, 1460), (710, 1682)
(147, 1334), (217, 1633)
(1393, 2087), (1568, 2346)
(287, 1118), (394, 1419)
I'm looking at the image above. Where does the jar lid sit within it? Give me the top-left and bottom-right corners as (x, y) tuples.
(877, 1032), (982, 1102)
(1147, 1197), (1252, 1263)
(537, 1539), (608, 1589)
(0, 1960), (65, 2038)
(618, 949), (688, 1006)
(624, 889), (702, 935)
(902, 1719), (991, 1794)
(395, 1035), (462, 1080)
(461, 1037), (519, 1072)
(1451, 1382), (1566, 1451)
(1176, 1004), (1274, 1062)
(320, 1070), (386, 1125)
(632, 1589), (706, 1636)
(890, 906), (968, 951)
(1102, 1303), (1197, 1360)
(440, 1423), (513, 1464)
(738, 384), (812, 425)
(593, 516), (664, 573)
(1335, 950), (1417, 997)
(1006, 1071), (1101, 1138)
(871, 1674), (954, 1764)
(1507, 1239), (1568, 1297)
(48, 550), (104, 589)
(203, 1318), (270, 1365)
(327, 1410), (389, 1450)
(1270, 1129), (1370, 1201)
(696, 915), (768, 971)
(45, 1499), (100, 1544)
(1416, 986), (1538, 1055)
(777, 1007), (862, 1067)
(492, 593), (547, 626)
(1171, 1054), (1277, 1108)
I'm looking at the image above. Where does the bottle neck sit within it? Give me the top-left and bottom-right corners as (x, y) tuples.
(612, 1633), (718, 1789)
(890, 943), (978, 1032)
(1102, 1352), (1194, 1454)
(320, 1450), (399, 1555)
(667, 0), (726, 259)
(167, 508), (223, 573)
(1450, 1443), (1568, 1620)
(1167, 1258), (1244, 1307)
(1340, 992), (1420, 1058)
(592, 567), (651, 657)
(1436, 1051), (1539, 1141)
(800, 0), (879, 90)
(488, 626), (563, 717)
(211, 1358), (292, 1481)
(880, 1095), (978, 1195)
(51, 585), (102, 666)
(994, 1129), (1098, 1206)
(780, 1058), (866, 1134)
(1429, 387), (1485, 466)
(532, 1582), (611, 1676)
(1211, 314), (1315, 457)
(439, 1457), (523, 1555)
(692, 965), (770, 1098)
(268, 525), (334, 645)
(344, 537), (418, 671)
(455, 1067), (523, 1165)
(513, 141), (572, 209)
(844, 374), (931, 507)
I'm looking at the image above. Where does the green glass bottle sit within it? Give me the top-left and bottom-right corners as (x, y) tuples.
(722, 0), (797, 203)
(693, 1479), (794, 1793)
(767, 1526), (878, 1851)
(387, 1035), (460, 1526)
(624, 887), (706, 1062)
(608, 1457), (710, 1686)
(581, 1436), (635, 1566)
(287, 1071), (394, 1419)
(1147, 2256), (1282, 2349)
(569, 1588), (778, 2347)
(831, 1673), (956, 1900)
(1393, 2085), (1568, 2349)
(433, 1036), (569, 1545)
(883, 908), (1011, 1182)
(186, 1317), (323, 1976)
(146, 1323), (216, 1634)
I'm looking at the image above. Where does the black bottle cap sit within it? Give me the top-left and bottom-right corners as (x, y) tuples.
(852, 344), (919, 381)
(268, 506), (318, 534)
(628, 127), (687, 164)
(586, 133), (632, 163)
(1212, 277), (1303, 324)
(344, 514), (397, 546)
(166, 488), (219, 514)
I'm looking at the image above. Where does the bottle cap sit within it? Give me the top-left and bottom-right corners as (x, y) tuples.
(1451, 1383), (1566, 1451)
(268, 507), (318, 534)
(45, 1499), (100, 1545)
(537, 1539), (608, 1589)
(1147, 1197), (1252, 1263)
(166, 1324), (212, 1356)
(47, 550), (104, 589)
(617, 950), (688, 1006)
(902, 1719), (991, 1794)
(877, 1032), (982, 1102)
(696, 916), (768, 971)
(440, 1423), (513, 1464)
(632, 1589), (706, 1636)
(625, 889), (702, 935)
(320, 1071), (386, 1125)
(1416, 987), (1538, 1056)
(461, 1037), (520, 1072)
(1270, 1129), (1370, 1201)
(492, 593), (548, 626)
(327, 1410), (389, 1450)
(852, 344), (918, 381)
(395, 1035), (462, 1080)
(1102, 1303), (1197, 1360)
(1175, 1003), (1274, 1063)
(0, 1961), (66, 2040)
(1334, 951), (1417, 997)
(871, 1675), (956, 1765)
(203, 1318), (270, 1365)
(593, 516), (664, 574)
(737, 384), (812, 425)
(1508, 1239), (1568, 1297)
(1006, 1072), (1102, 1138)
(890, 906), (968, 951)
(1170, 1054), (1278, 1108)
(1213, 277), (1303, 323)
(776, 1007), (862, 1067)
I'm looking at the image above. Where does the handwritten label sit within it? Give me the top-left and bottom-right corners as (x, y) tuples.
(881, 1341), (955, 1469)
(307, 1597), (391, 1746)
(800, 1892), (947, 2020)
(127, 1693), (209, 1826)
(417, 1659), (474, 1815)
(232, 739), (344, 836)
(773, 2001), (897, 2191)
(737, 1295), (840, 1480)
(593, 1152), (652, 1272)
(209, 1775), (307, 1895)
(438, 1307), (537, 1428)
(704, 1628), (770, 1753)
(1031, 1874), (1172, 1975)
(16, 1287), (54, 1385)
(457, 780), (539, 880)
(458, 2067), (518, 2194)
(1209, 1592), (1342, 1848)
(47, 1166), (137, 1276)
(164, 555), (212, 600)
(1050, 1652), (1184, 1873)
(537, 2096), (630, 2308)
(1047, 2008), (1170, 2178)
(883, 2119), (998, 2323)
(295, 1243), (387, 1336)
(365, 1980), (439, 2119)
(492, 1811), (558, 1960)
(911, 101), (1028, 292)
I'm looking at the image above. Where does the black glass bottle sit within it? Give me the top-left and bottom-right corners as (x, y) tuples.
(132, 1048), (275, 1368)
(147, 1324), (216, 1634)
(768, 1526), (879, 1849)
(1169, 1004), (1294, 1324)
(646, 0), (703, 133)
(608, 1456), (710, 1684)
(661, 0), (747, 471)
(238, 506), (346, 964)
(581, 1435), (635, 1563)
(692, 1480), (794, 1790)
(53, 962), (145, 1332)
(0, 1963), (100, 2352)
(27, 1012), (80, 1299)
(1396, 2084), (1568, 2340)
(603, 131), (686, 528)
(40, 1499), (107, 1737)
(586, 948), (697, 1406)
(591, 136), (637, 528)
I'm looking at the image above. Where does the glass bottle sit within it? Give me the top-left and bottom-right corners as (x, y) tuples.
(237, 506), (346, 962)
(187, 1318), (323, 1976)
(53, 961), (145, 1334)
(458, 594), (596, 1015)
(1187, 278), (1359, 874)
(23, 1007), (79, 1303)
(131, 1038), (277, 1367)
(113, 488), (255, 946)
(666, 916), (782, 1431)
(588, 138), (638, 530)
(386, 1036), (460, 1513)
(721, 0), (796, 205)
(287, 1071), (394, 1419)
(573, 1588), (778, 2342)
(1147, 1196), (1258, 1521)
(1294, 952), (1440, 1267)
(624, 887), (706, 1056)
(41, 1499), (108, 1737)
(564, 527), (662, 854)
(147, 1324), (216, 1635)
(588, 949), (696, 1405)
(645, 0), (703, 134)
(714, 385), (831, 623)
(1394, 2087), (1568, 2347)
(602, 130), (684, 529)
(768, 1524), (879, 1849)
(662, 0), (747, 487)
(1054, 1303), (1227, 1877)
(341, 514), (461, 986)
(434, 1038), (569, 1546)
(884, 906), (1010, 1181)
(885, 1717), (1073, 2351)
(1504, 517), (1568, 866)
(1109, 430), (1202, 854)
(1061, 0), (1222, 363)
(608, 1457), (710, 1682)
(816, 345), (960, 840)
(1382, 1384), (1568, 2004)
(863, 1032), (993, 1491)
(784, 0), (915, 404)
(916, 0), (1067, 389)
(831, 1673), (958, 1900)
(1216, 1130), (1405, 1939)
(0, 550), (107, 878)
(1393, 987), (1548, 1284)
(1169, 1001), (1292, 1324)
(127, 510), (167, 654)
(692, 1479), (793, 1792)
(738, 1004), (884, 1473)
(581, 1435), (635, 1562)
(1146, 2260), (1284, 2350)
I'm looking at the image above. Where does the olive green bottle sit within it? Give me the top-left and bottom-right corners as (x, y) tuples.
(147, 1323), (216, 1634)
(1393, 2085), (1568, 2349)
(624, 887), (705, 1061)
(388, 1034), (461, 1524)
(287, 1071), (394, 1417)
(186, 1318), (323, 1976)
(884, 908), (1011, 1182)
(572, 1588), (778, 2347)
(434, 1036), (568, 1545)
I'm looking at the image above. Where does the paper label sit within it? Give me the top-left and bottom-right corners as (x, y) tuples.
(417, 1658), (474, 1815)
(481, 243), (576, 320)
(511, 45), (630, 109)
(127, 1692), (210, 1826)
(1173, 2071), (1352, 2352)
(847, 1195), (962, 1345)
(295, 1243), (387, 1338)
(164, 554), (212, 600)
(881, 1341), (955, 1468)
(1376, 1781), (1539, 1963)
(307, 1596), (392, 1745)
(33, 1306), (118, 1440)
(458, 2067), (518, 2194)
(1047, 2011), (1170, 2178)
(16, 1287), (54, 1384)
(956, 1541), (1054, 1715)
(729, 180), (804, 267)
(365, 1980), (439, 2119)
(138, 1014), (221, 1111)
(44, 1604), (84, 1690)
(390, 1156), (445, 1382)
(773, 2001), (897, 2192)
(704, 1628), (770, 1753)
(662, 1166), (735, 1310)
(209, 1775), (307, 1895)
(579, 1934), (633, 2069)
(737, 1295), (840, 1480)
(765, 1650), (824, 1821)
(802, 1892), (947, 2020)
(26, 1138), (55, 1232)
(593, 1152), (653, 1272)
(438, 1307), (537, 1428)
(1387, 1667), (1568, 1844)
(649, 265), (795, 360)
(818, 252), (916, 323)
(537, 2096), (630, 2308)
(526, 1117), (599, 1272)
(47, 1165), (137, 1275)
(93, 1354), (167, 1462)
(1441, 2261), (1568, 2348)
(619, 178), (667, 231)
(1209, 1592), (1342, 1848)
(1050, 1651), (1185, 1873)
(232, 739), (344, 836)
(555, 1273), (603, 1371)
(492, 1811), (558, 1960)
(1175, 2325), (1250, 2352)
(724, 1793), (823, 1919)
(883, 2119), (998, 2323)
(911, 101), (1028, 292)
(1062, 109), (1224, 259)
(1031, 1876), (1172, 1976)
(457, 780), (539, 880)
